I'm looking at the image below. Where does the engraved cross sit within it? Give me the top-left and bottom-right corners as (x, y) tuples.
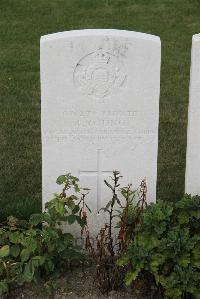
(79, 149), (113, 212)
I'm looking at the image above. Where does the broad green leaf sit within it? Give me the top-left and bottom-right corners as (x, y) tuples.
(67, 215), (76, 224)
(177, 211), (189, 224)
(69, 175), (79, 182)
(23, 260), (34, 282)
(116, 256), (128, 266)
(74, 184), (80, 192)
(42, 213), (52, 224)
(56, 175), (66, 185)
(193, 259), (200, 269)
(10, 244), (20, 257)
(150, 254), (166, 272)
(138, 233), (159, 249)
(20, 248), (30, 262)
(67, 199), (76, 210)
(31, 256), (45, 267)
(21, 236), (37, 252)
(178, 254), (190, 267)
(29, 213), (43, 225)
(190, 210), (200, 219)
(55, 200), (65, 215)
(72, 205), (80, 214)
(69, 195), (78, 201)
(125, 269), (140, 285)
(9, 231), (21, 244)
(75, 215), (85, 227)
(0, 245), (10, 258)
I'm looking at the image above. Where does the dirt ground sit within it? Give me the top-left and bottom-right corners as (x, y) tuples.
(2, 266), (157, 299)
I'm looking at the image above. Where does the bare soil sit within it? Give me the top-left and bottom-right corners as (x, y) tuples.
(1, 266), (158, 299)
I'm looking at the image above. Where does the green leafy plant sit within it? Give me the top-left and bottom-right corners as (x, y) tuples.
(118, 194), (200, 299)
(81, 171), (147, 293)
(0, 173), (87, 295)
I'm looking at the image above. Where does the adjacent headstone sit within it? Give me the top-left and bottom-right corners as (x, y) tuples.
(185, 34), (200, 195)
(41, 29), (161, 235)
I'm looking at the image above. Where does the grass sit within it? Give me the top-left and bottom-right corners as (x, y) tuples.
(0, 0), (199, 220)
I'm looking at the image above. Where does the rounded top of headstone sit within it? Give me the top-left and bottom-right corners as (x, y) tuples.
(40, 29), (160, 44)
(192, 33), (200, 42)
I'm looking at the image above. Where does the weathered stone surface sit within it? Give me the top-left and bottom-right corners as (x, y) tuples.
(41, 29), (161, 235)
(186, 34), (200, 195)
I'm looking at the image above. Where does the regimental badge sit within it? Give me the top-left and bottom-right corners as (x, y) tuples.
(73, 49), (126, 98)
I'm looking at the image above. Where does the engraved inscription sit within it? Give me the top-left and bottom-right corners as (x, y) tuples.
(73, 49), (126, 98)
(44, 108), (155, 149)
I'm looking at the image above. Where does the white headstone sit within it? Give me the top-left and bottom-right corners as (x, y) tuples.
(186, 34), (200, 195)
(41, 29), (161, 235)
